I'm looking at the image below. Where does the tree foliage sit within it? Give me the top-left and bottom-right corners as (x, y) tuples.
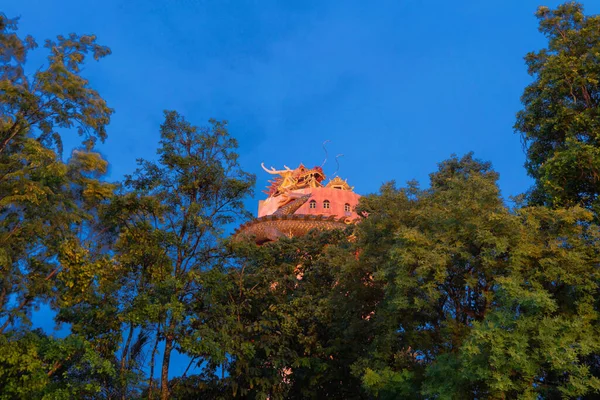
(354, 154), (600, 398)
(0, 13), (112, 153)
(223, 228), (376, 399)
(516, 2), (600, 211)
(89, 111), (255, 400)
(223, 154), (600, 399)
(0, 10), (114, 336)
(0, 329), (114, 399)
(0, 11), (116, 399)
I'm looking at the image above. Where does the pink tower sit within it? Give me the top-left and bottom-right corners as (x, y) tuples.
(234, 163), (361, 244)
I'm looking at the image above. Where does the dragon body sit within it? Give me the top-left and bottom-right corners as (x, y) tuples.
(234, 214), (351, 244)
(273, 193), (312, 216)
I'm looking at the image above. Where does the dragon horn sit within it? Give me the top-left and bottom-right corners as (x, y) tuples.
(261, 162), (281, 175)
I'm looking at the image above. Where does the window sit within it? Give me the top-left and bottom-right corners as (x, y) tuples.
(323, 200), (330, 209)
(309, 200), (316, 209)
(344, 203), (351, 212)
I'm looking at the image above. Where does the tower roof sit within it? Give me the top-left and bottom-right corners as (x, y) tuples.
(326, 176), (354, 191)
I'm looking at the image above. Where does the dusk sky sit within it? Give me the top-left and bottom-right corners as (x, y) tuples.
(8, 0), (600, 203)
(6, 0), (600, 377)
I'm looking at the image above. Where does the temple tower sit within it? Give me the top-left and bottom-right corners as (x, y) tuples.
(234, 163), (361, 244)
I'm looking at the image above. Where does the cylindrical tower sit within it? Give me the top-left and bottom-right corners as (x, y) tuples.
(234, 163), (361, 244)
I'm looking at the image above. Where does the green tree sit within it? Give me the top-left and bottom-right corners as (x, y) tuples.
(0, 12), (116, 398)
(0, 11), (114, 331)
(353, 154), (600, 398)
(353, 154), (515, 398)
(0, 13), (112, 154)
(0, 329), (115, 399)
(226, 229), (378, 399)
(450, 206), (600, 399)
(100, 111), (254, 400)
(515, 2), (600, 211)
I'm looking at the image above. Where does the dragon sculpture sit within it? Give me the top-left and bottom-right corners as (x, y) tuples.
(233, 163), (355, 244)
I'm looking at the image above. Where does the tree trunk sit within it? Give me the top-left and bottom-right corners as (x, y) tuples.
(120, 322), (134, 400)
(160, 328), (174, 400)
(148, 327), (161, 400)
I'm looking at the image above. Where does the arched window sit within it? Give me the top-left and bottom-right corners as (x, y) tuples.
(344, 203), (351, 212)
(309, 200), (316, 209)
(323, 200), (330, 209)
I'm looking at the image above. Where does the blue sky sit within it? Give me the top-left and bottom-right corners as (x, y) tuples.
(6, 0), (600, 377)
(8, 0), (600, 203)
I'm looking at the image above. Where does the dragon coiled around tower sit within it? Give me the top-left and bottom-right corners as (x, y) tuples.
(233, 163), (361, 244)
